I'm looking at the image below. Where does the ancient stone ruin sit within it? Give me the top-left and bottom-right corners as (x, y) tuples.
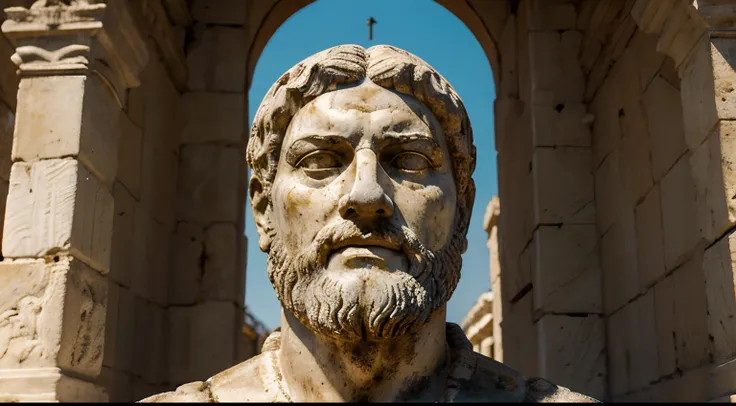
(0, 0), (732, 402)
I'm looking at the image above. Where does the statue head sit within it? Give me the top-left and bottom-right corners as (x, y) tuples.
(247, 44), (476, 342)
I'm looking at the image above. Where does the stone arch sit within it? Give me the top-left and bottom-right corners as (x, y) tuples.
(243, 0), (509, 91)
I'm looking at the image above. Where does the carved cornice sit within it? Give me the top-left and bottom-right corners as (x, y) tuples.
(1, 0), (148, 89)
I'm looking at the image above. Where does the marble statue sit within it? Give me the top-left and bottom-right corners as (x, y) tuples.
(140, 45), (598, 403)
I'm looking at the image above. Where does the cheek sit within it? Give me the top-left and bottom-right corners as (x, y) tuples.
(271, 181), (342, 248)
(393, 181), (457, 251)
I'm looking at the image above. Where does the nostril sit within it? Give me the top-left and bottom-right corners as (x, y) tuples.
(376, 208), (385, 215)
(345, 207), (357, 217)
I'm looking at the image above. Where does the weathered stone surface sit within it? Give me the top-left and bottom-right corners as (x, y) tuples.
(600, 216), (639, 315)
(529, 30), (584, 105)
(110, 182), (137, 288)
(691, 121), (736, 244)
(537, 314), (606, 400)
(202, 223), (241, 304)
(0, 100), (14, 181)
(168, 221), (205, 305)
(703, 230), (736, 363)
(191, 0), (246, 25)
(533, 224), (601, 314)
(532, 147), (595, 225)
(187, 24), (247, 92)
(619, 100), (653, 206)
(12, 76), (121, 186)
(4, 160), (113, 273)
(133, 298), (166, 384)
(635, 185), (666, 290)
(642, 76), (687, 183)
(115, 285), (136, 375)
(167, 302), (239, 384)
(0, 367), (108, 402)
(525, 0), (577, 31)
(594, 147), (631, 235)
(116, 112), (143, 200)
(531, 103), (591, 147)
(0, 258), (107, 379)
(660, 153), (700, 272)
(176, 145), (243, 225)
(673, 256), (711, 371)
(181, 92), (244, 145)
(141, 57), (182, 156)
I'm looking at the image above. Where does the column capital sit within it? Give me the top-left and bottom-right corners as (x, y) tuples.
(1, 0), (148, 90)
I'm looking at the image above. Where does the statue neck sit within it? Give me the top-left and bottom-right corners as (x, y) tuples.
(278, 307), (451, 402)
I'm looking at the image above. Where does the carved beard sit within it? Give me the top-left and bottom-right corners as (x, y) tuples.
(267, 220), (463, 341)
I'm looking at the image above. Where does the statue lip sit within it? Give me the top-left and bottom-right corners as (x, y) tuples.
(328, 235), (403, 255)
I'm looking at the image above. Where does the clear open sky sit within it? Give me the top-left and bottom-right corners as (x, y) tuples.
(245, 0), (498, 330)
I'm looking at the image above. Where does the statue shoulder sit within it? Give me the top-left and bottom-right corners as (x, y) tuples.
(464, 352), (599, 403)
(523, 377), (599, 403)
(137, 352), (277, 403)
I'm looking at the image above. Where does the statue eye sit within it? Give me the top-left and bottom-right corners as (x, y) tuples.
(392, 152), (431, 172)
(296, 151), (343, 180)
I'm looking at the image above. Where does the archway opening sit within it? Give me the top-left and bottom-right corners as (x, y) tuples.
(244, 0), (499, 335)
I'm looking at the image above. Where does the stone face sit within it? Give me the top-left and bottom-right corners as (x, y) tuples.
(600, 216), (639, 315)
(642, 76), (687, 183)
(703, 231), (736, 363)
(191, 0), (246, 25)
(4, 160), (114, 273)
(110, 182), (137, 287)
(116, 112), (143, 200)
(672, 257), (711, 370)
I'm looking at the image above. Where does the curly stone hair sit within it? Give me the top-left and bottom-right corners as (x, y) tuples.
(246, 44), (477, 252)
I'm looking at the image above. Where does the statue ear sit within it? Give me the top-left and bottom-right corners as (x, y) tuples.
(249, 176), (273, 252)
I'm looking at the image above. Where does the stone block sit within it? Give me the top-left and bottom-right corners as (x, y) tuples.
(498, 16), (517, 100)
(0, 367), (107, 402)
(680, 38), (719, 150)
(635, 185), (666, 290)
(130, 215), (169, 306)
(529, 30), (585, 105)
(619, 100), (654, 205)
(101, 281), (120, 369)
(691, 121), (736, 244)
(501, 292), (538, 377)
(191, 0), (246, 25)
(0, 258), (107, 379)
(127, 87), (145, 129)
(0, 35), (18, 111)
(642, 76), (687, 182)
(590, 81), (622, 168)
(12, 75), (121, 186)
(0, 100), (14, 181)
(628, 290), (660, 391)
(141, 57), (182, 155)
(110, 182), (137, 288)
(176, 145), (244, 225)
(673, 256), (711, 370)
(133, 298), (166, 384)
(0, 180), (7, 254)
(116, 113), (143, 200)
(653, 274), (677, 378)
(96, 365), (134, 402)
(660, 153), (700, 272)
(537, 314), (606, 400)
(525, 0), (577, 31)
(703, 230), (736, 363)
(168, 221), (204, 305)
(181, 92), (245, 145)
(533, 224), (601, 314)
(628, 30), (666, 93)
(167, 302), (239, 384)
(187, 24), (247, 92)
(594, 147), (631, 235)
(532, 147), (595, 225)
(4, 160), (113, 273)
(202, 223), (241, 303)
(115, 285), (136, 375)
(600, 217), (639, 315)
(606, 305), (629, 396)
(531, 103), (591, 147)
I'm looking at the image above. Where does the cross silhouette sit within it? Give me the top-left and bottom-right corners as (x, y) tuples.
(367, 17), (377, 41)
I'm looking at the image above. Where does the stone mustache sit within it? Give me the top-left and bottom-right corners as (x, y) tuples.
(140, 44), (598, 403)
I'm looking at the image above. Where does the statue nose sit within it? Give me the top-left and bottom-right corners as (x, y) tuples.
(339, 149), (394, 219)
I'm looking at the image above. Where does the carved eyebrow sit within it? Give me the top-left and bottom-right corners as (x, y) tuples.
(380, 132), (444, 167)
(284, 135), (352, 165)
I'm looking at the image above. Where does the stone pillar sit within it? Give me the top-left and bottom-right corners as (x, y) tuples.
(483, 196), (503, 362)
(0, 1), (146, 402)
(166, 0), (248, 387)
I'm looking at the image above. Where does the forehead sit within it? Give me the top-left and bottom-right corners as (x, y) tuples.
(284, 81), (444, 143)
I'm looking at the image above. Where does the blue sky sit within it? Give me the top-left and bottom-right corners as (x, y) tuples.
(245, 0), (497, 330)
